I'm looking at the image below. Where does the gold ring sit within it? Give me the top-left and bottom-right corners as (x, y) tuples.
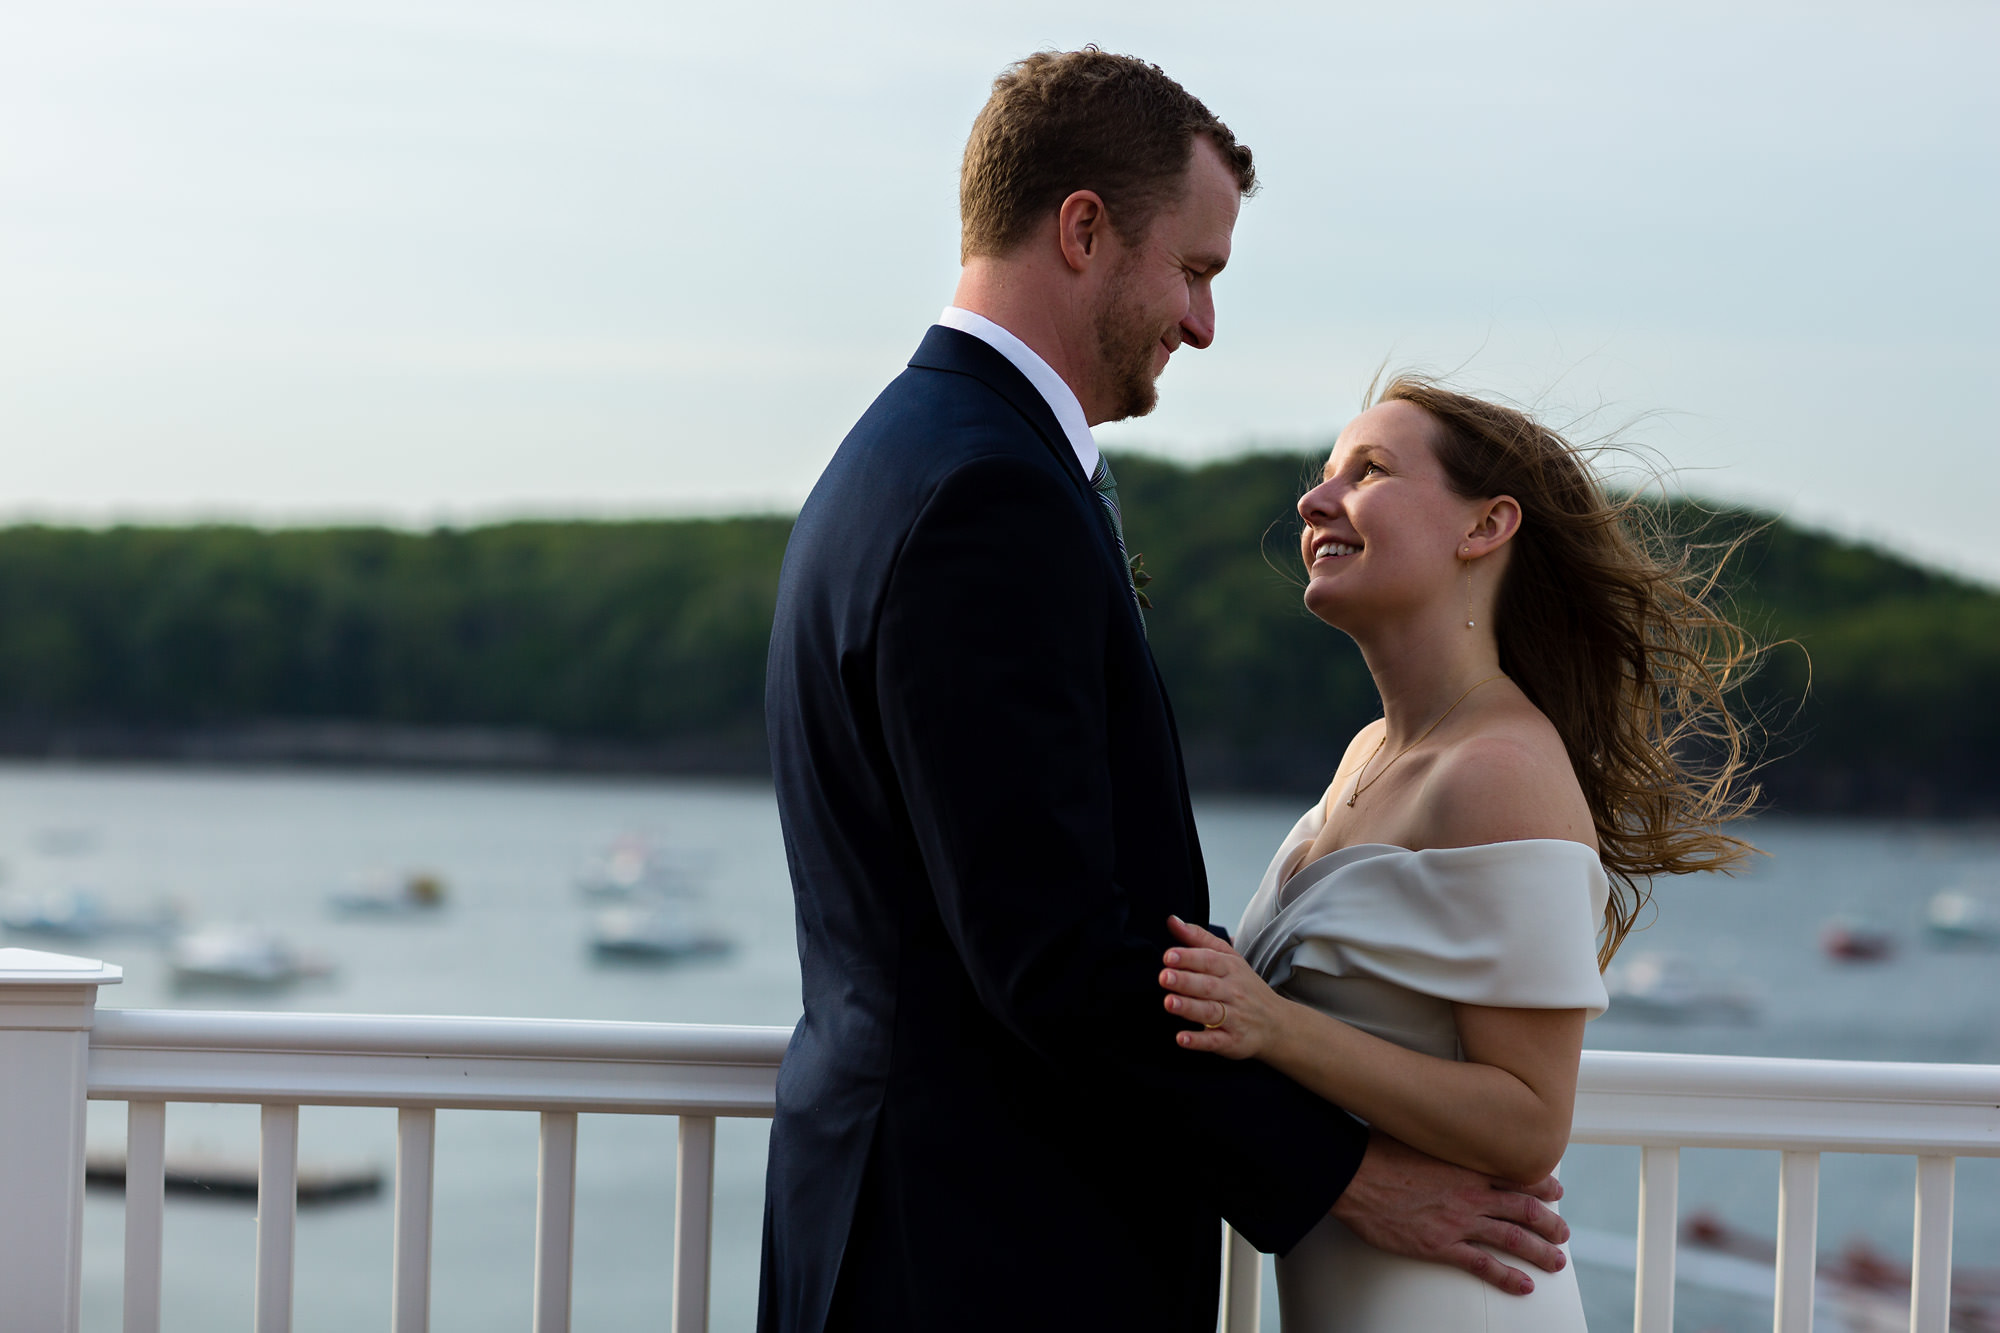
(1203, 1005), (1227, 1030)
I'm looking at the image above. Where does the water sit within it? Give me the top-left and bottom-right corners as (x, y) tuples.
(0, 764), (1992, 1331)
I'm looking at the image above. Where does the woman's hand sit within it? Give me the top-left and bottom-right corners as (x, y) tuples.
(1160, 916), (1290, 1059)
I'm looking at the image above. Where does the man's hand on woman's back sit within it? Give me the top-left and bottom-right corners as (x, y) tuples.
(1329, 1129), (1569, 1296)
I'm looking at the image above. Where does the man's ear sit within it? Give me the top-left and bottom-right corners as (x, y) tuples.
(1056, 190), (1108, 273)
(1464, 495), (1523, 556)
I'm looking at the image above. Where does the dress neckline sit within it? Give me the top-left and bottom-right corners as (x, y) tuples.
(1282, 836), (1600, 890)
(1276, 838), (1604, 915)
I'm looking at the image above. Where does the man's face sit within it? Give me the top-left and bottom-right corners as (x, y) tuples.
(1090, 136), (1242, 423)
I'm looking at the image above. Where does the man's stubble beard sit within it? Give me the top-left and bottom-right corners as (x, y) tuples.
(1093, 255), (1165, 423)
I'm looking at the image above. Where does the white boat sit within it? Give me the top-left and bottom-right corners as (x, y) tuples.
(589, 902), (730, 963)
(168, 926), (334, 990)
(1603, 952), (1758, 1024)
(574, 837), (700, 901)
(1926, 888), (2000, 945)
(327, 872), (448, 916)
(0, 891), (179, 942)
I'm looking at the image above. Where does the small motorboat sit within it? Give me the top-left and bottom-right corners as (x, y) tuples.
(589, 902), (730, 963)
(1925, 888), (2000, 946)
(1821, 916), (1895, 962)
(574, 836), (699, 901)
(168, 925), (334, 990)
(1678, 1211), (2000, 1332)
(328, 871), (448, 916)
(0, 890), (180, 942)
(1604, 953), (1758, 1024)
(86, 1149), (383, 1205)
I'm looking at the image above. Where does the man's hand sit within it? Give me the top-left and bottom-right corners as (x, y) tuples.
(1329, 1130), (1569, 1296)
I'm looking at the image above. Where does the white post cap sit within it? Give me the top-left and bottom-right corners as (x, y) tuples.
(0, 947), (123, 987)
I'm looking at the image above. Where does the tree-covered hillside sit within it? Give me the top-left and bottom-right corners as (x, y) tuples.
(0, 519), (790, 760)
(0, 453), (1991, 813)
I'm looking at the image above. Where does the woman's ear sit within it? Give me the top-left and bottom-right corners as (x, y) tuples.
(1464, 495), (1523, 556)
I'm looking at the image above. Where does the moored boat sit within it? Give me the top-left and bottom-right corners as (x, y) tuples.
(1678, 1210), (2000, 1332)
(1603, 952), (1758, 1024)
(1821, 915), (1894, 961)
(327, 871), (448, 916)
(588, 901), (730, 963)
(1926, 888), (2000, 946)
(0, 890), (180, 942)
(574, 835), (700, 900)
(168, 925), (334, 990)
(85, 1149), (382, 1204)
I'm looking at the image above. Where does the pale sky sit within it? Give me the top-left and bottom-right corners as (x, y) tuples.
(3, 2), (1996, 579)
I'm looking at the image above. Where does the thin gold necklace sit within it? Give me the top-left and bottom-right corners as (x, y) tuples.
(1345, 673), (1509, 808)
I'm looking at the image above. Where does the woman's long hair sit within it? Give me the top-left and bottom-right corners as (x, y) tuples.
(1372, 375), (1763, 968)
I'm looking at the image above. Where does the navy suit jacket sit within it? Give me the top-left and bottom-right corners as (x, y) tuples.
(758, 326), (1368, 1333)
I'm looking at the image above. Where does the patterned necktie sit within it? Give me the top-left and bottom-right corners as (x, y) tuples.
(1089, 455), (1144, 623)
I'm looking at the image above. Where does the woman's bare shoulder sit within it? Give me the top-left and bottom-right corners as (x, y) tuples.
(1420, 714), (1598, 852)
(1315, 718), (1388, 812)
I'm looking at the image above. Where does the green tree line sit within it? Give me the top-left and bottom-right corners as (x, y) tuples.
(0, 452), (1991, 812)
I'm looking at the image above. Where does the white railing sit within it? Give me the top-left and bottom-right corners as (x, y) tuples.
(0, 947), (787, 1333)
(4, 946), (1998, 1333)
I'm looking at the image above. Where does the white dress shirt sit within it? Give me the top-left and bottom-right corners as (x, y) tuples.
(935, 306), (1099, 480)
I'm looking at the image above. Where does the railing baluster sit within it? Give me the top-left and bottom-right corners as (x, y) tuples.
(534, 1110), (579, 1333)
(673, 1115), (717, 1333)
(1910, 1155), (1955, 1333)
(1634, 1145), (1678, 1333)
(255, 1103), (299, 1333)
(122, 1100), (167, 1333)
(1218, 1223), (1261, 1333)
(1773, 1149), (1818, 1333)
(392, 1107), (436, 1333)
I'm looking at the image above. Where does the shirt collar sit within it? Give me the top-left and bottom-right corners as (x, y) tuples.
(936, 306), (1099, 478)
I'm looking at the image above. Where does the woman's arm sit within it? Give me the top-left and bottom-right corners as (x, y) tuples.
(1162, 916), (1584, 1182)
(1170, 725), (1598, 1180)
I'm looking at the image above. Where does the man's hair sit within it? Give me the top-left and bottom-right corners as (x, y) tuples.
(959, 49), (1256, 262)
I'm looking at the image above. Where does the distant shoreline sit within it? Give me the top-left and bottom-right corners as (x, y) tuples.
(0, 721), (769, 781)
(1, 720), (1992, 818)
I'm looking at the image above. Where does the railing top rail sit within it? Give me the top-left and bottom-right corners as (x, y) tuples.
(1578, 1048), (2000, 1104)
(90, 1007), (795, 1064)
(1574, 1049), (2000, 1157)
(90, 1015), (2000, 1101)
(75, 1008), (2000, 1152)
(86, 1009), (792, 1116)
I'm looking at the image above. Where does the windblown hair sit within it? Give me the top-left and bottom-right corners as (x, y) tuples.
(1372, 375), (1763, 968)
(959, 48), (1255, 262)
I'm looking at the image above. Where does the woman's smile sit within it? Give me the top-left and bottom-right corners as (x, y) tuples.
(1311, 539), (1362, 563)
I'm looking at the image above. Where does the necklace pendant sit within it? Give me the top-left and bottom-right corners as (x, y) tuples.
(1346, 792), (1358, 808)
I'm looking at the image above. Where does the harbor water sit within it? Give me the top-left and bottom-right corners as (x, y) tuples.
(0, 762), (1992, 1331)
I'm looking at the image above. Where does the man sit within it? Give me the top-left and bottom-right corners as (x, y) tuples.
(760, 49), (1568, 1333)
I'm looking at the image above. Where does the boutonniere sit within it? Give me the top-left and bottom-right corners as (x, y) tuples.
(1128, 552), (1153, 610)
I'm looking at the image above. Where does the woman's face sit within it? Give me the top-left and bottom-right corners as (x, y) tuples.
(1297, 400), (1486, 632)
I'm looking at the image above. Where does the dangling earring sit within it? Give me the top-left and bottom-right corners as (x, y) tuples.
(1462, 548), (1475, 629)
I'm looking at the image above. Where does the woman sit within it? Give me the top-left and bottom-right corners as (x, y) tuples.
(1159, 376), (1759, 1331)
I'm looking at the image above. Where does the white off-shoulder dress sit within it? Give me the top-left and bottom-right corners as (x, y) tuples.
(1235, 803), (1610, 1333)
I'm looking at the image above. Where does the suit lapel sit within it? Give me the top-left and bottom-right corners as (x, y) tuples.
(911, 327), (1188, 888)
(908, 326), (1143, 633)
(908, 326), (1089, 490)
